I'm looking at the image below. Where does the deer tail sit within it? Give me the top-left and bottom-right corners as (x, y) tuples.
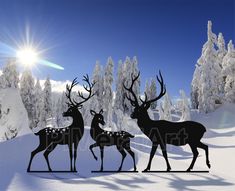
(34, 131), (40, 136)
(124, 132), (135, 138)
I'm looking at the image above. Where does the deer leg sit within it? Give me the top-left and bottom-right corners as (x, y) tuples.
(27, 142), (47, 172)
(73, 140), (79, 172)
(143, 143), (158, 172)
(117, 146), (127, 171)
(43, 142), (57, 171)
(187, 144), (199, 171)
(197, 142), (211, 169)
(89, 143), (98, 160)
(68, 143), (73, 171)
(100, 146), (104, 171)
(124, 142), (136, 171)
(160, 143), (171, 171)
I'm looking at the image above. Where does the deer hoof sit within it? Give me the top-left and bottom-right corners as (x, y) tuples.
(207, 162), (211, 169)
(94, 156), (98, 161)
(142, 168), (149, 172)
(186, 168), (191, 172)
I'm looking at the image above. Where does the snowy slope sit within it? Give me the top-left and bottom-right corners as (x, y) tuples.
(0, 88), (29, 141)
(0, 105), (235, 190)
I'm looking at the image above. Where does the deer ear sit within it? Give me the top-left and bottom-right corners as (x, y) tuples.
(99, 109), (103, 114)
(90, 110), (96, 116)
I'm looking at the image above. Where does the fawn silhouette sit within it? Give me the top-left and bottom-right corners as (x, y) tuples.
(124, 71), (210, 172)
(27, 75), (95, 172)
(89, 109), (136, 172)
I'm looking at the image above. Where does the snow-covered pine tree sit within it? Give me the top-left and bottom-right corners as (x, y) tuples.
(179, 90), (191, 121)
(123, 56), (133, 113)
(222, 40), (235, 103)
(131, 56), (140, 107)
(103, 57), (114, 127)
(41, 76), (53, 127)
(145, 79), (150, 98)
(163, 92), (172, 121)
(20, 70), (36, 129)
(149, 78), (157, 109)
(196, 21), (222, 113)
(217, 33), (227, 96)
(191, 64), (200, 109)
(34, 79), (43, 127)
(1, 58), (19, 88)
(158, 103), (164, 120)
(92, 61), (104, 109)
(114, 60), (125, 112)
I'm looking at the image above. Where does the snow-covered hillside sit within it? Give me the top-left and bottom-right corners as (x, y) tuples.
(0, 88), (29, 141)
(0, 104), (235, 190)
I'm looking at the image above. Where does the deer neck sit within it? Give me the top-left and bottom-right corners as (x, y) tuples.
(136, 112), (153, 135)
(91, 119), (103, 132)
(71, 112), (84, 128)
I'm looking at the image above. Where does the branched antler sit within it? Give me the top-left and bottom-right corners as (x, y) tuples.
(65, 74), (95, 108)
(65, 78), (79, 107)
(123, 72), (140, 107)
(75, 74), (95, 107)
(142, 71), (166, 105)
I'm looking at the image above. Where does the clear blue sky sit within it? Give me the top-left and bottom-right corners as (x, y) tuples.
(0, 0), (234, 97)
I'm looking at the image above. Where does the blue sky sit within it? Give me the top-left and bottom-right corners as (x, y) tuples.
(0, 0), (234, 97)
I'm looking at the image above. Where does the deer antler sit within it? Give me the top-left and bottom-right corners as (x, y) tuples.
(123, 71), (140, 107)
(142, 71), (166, 105)
(74, 74), (95, 107)
(65, 78), (79, 107)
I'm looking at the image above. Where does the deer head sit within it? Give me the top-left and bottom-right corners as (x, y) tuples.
(123, 71), (166, 120)
(63, 74), (95, 118)
(90, 109), (105, 126)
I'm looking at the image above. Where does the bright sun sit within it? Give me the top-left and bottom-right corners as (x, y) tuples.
(17, 47), (39, 67)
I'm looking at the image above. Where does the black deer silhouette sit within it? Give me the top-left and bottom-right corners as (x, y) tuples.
(124, 71), (210, 172)
(89, 109), (136, 171)
(27, 75), (95, 172)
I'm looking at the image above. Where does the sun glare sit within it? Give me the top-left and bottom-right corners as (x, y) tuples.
(17, 47), (39, 67)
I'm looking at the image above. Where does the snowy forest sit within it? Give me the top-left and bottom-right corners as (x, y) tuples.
(191, 21), (235, 113)
(0, 21), (234, 141)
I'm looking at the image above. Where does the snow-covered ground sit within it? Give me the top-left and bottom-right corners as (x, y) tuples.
(0, 104), (235, 190)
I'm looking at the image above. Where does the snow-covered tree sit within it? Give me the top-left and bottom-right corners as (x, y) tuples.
(0, 75), (7, 89)
(191, 64), (200, 109)
(56, 91), (70, 127)
(114, 60), (125, 112)
(145, 80), (150, 98)
(123, 56), (140, 114)
(34, 79), (43, 127)
(92, 61), (104, 110)
(179, 90), (191, 121)
(149, 78), (157, 109)
(162, 92), (172, 121)
(158, 103), (164, 120)
(20, 70), (36, 129)
(1, 58), (19, 88)
(41, 76), (53, 127)
(194, 21), (222, 113)
(123, 57), (133, 113)
(222, 40), (235, 103)
(103, 57), (114, 126)
(217, 33), (227, 94)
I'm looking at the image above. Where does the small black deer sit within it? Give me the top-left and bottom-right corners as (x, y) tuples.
(27, 75), (95, 172)
(124, 71), (210, 172)
(89, 109), (136, 171)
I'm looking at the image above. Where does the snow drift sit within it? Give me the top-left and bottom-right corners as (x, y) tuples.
(0, 88), (28, 141)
